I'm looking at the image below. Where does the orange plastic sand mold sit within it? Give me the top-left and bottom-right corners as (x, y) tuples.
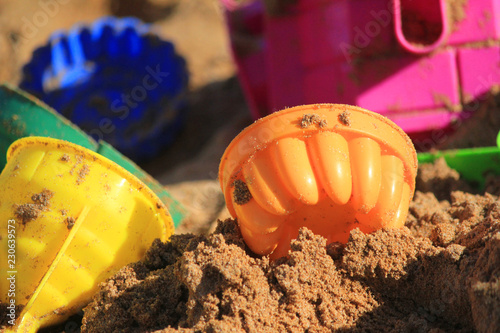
(219, 104), (418, 259)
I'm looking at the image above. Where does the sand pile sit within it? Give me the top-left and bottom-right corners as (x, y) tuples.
(81, 159), (500, 333)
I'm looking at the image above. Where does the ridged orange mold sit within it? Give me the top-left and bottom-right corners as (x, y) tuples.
(219, 104), (417, 259)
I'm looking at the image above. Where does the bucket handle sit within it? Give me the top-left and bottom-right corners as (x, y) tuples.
(393, 0), (449, 54)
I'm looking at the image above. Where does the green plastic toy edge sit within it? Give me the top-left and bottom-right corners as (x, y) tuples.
(0, 83), (185, 227)
(417, 132), (500, 189)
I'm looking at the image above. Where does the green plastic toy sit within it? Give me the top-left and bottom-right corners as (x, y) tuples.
(417, 131), (500, 189)
(0, 83), (185, 226)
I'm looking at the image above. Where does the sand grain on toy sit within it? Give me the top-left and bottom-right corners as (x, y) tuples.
(301, 113), (327, 128)
(81, 159), (500, 333)
(14, 189), (54, 225)
(232, 180), (252, 206)
(338, 110), (351, 126)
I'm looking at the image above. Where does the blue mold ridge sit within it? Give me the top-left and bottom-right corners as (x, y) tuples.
(20, 16), (189, 160)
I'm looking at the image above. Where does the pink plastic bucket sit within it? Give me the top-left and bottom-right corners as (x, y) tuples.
(222, 0), (500, 148)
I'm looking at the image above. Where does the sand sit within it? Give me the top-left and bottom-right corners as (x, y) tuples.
(79, 159), (500, 333)
(0, 1), (499, 332)
(14, 189), (54, 225)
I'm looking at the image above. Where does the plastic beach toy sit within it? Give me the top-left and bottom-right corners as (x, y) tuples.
(19, 16), (189, 160)
(418, 131), (500, 189)
(0, 83), (185, 226)
(222, 0), (500, 146)
(219, 104), (417, 259)
(0, 137), (174, 332)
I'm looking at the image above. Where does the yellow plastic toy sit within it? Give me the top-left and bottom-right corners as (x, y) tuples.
(219, 104), (418, 259)
(0, 137), (174, 332)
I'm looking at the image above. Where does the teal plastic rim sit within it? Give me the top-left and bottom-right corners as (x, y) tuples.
(0, 83), (185, 226)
